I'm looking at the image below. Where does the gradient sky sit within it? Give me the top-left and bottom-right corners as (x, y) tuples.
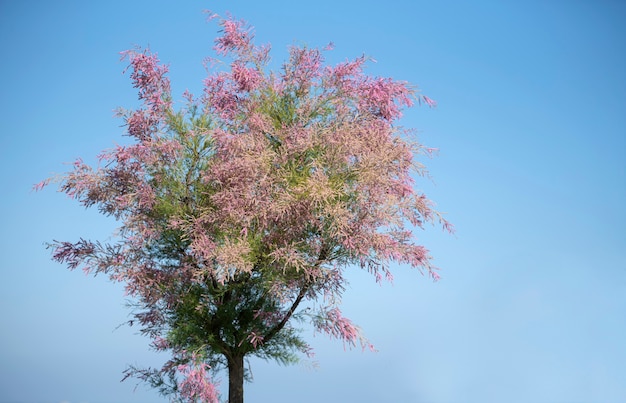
(1, 1), (625, 402)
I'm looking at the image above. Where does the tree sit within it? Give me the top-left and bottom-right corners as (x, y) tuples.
(37, 13), (451, 403)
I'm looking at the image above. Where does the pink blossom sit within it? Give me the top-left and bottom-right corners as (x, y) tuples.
(126, 110), (156, 140)
(214, 17), (253, 56)
(358, 77), (413, 120)
(327, 56), (366, 83)
(421, 95), (437, 107)
(283, 46), (324, 88)
(246, 331), (264, 349)
(51, 239), (96, 271)
(182, 89), (194, 104)
(315, 308), (372, 351)
(120, 49), (171, 111)
(203, 73), (239, 119)
(231, 62), (261, 92)
(177, 360), (219, 403)
(151, 336), (170, 351)
(32, 178), (50, 191)
(203, 9), (219, 21)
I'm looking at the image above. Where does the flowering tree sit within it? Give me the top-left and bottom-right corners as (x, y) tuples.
(38, 13), (451, 403)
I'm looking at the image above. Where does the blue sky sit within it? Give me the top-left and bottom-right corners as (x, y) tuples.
(1, 1), (625, 402)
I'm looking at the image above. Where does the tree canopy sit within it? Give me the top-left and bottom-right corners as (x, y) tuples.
(38, 13), (451, 403)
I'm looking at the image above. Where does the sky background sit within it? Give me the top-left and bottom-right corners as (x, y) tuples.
(1, 1), (625, 402)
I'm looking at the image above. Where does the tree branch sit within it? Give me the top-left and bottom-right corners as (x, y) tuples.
(262, 283), (308, 343)
(262, 244), (329, 343)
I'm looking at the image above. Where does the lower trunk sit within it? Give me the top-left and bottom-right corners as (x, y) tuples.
(227, 353), (245, 403)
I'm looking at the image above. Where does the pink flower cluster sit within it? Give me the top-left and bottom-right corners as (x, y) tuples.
(120, 49), (171, 110)
(120, 49), (171, 140)
(358, 77), (414, 120)
(203, 74), (239, 120)
(214, 16), (253, 56)
(177, 359), (220, 403)
(231, 61), (262, 92)
(315, 308), (374, 351)
(283, 46), (323, 89)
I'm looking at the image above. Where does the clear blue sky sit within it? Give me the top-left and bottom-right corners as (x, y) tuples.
(1, 1), (625, 402)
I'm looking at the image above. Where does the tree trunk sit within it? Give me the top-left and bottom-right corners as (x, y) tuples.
(227, 353), (245, 403)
